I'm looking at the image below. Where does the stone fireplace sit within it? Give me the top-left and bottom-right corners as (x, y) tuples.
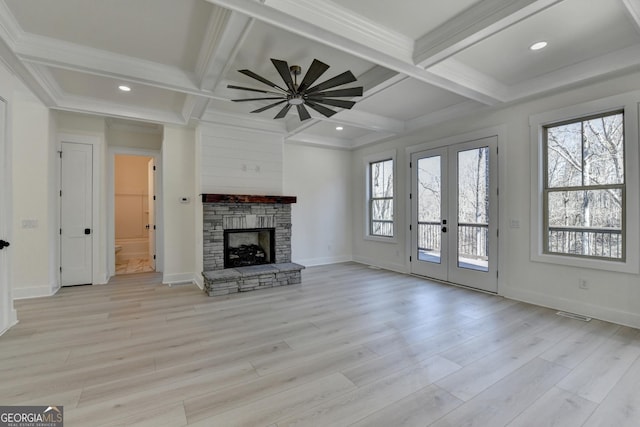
(201, 194), (304, 296)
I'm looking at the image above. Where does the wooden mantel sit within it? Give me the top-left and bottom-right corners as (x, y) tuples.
(201, 194), (297, 204)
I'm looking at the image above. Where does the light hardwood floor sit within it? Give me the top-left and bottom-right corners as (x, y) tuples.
(1, 262), (639, 426)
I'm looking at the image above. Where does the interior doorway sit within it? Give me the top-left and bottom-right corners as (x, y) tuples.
(114, 154), (156, 275)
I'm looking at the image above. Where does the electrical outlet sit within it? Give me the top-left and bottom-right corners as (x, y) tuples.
(578, 278), (588, 290)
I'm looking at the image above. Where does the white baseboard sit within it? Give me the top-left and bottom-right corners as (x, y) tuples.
(352, 255), (409, 274)
(162, 272), (197, 286)
(502, 285), (640, 329)
(293, 255), (352, 267)
(13, 284), (59, 299)
(193, 274), (204, 290)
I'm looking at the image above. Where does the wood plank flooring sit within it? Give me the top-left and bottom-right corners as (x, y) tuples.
(1, 262), (639, 426)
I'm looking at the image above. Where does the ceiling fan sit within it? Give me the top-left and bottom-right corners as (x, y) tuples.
(227, 58), (363, 121)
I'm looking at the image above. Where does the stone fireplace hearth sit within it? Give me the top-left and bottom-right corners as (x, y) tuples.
(201, 194), (304, 296)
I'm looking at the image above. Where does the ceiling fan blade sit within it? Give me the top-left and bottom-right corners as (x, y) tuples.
(296, 104), (311, 121)
(238, 69), (287, 92)
(305, 100), (338, 118)
(297, 59), (330, 93)
(251, 100), (287, 113)
(307, 98), (356, 109)
(305, 70), (357, 94)
(227, 85), (283, 95)
(274, 103), (293, 119)
(231, 96), (285, 102)
(271, 59), (296, 93)
(308, 87), (363, 98)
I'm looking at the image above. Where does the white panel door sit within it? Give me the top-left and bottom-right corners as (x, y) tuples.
(147, 158), (156, 270)
(411, 137), (498, 293)
(0, 98), (12, 332)
(61, 142), (93, 286)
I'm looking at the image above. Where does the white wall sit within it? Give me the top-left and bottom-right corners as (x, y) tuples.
(10, 90), (56, 298)
(352, 71), (640, 328)
(107, 126), (161, 150)
(199, 124), (284, 195)
(0, 60), (18, 332)
(284, 143), (352, 266)
(162, 125), (196, 284)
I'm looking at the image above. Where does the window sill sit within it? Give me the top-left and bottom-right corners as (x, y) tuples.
(364, 234), (398, 244)
(531, 252), (638, 274)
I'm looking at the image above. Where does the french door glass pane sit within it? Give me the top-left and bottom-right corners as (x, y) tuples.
(417, 156), (441, 263)
(457, 147), (489, 271)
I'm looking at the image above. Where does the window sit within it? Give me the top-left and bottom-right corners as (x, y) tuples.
(543, 110), (625, 260)
(368, 158), (394, 238)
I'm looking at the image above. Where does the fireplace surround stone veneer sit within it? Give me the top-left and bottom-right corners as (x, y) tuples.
(201, 194), (304, 296)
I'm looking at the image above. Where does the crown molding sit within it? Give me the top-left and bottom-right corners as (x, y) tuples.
(414, 0), (563, 67)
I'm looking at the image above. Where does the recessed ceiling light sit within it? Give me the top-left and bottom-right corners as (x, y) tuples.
(529, 41), (548, 51)
(336, 126), (343, 131)
(118, 85), (131, 92)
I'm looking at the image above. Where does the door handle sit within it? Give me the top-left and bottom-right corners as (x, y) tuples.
(0, 239), (10, 249)
(441, 226), (447, 233)
(84, 228), (91, 235)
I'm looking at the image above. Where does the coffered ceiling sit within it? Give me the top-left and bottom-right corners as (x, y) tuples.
(1, 0), (639, 148)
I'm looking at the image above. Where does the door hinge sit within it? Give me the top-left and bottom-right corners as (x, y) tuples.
(409, 193), (412, 200)
(153, 254), (156, 260)
(153, 165), (156, 171)
(410, 255), (412, 262)
(59, 266), (62, 272)
(58, 151), (62, 158)
(59, 190), (62, 197)
(409, 161), (412, 168)
(153, 225), (156, 230)
(409, 224), (412, 231)
(153, 195), (156, 201)
(497, 228), (499, 237)
(59, 228), (62, 235)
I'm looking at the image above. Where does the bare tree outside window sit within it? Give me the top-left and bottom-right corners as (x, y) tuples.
(544, 111), (625, 259)
(370, 159), (393, 237)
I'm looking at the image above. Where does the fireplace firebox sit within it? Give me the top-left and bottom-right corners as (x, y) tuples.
(224, 228), (275, 268)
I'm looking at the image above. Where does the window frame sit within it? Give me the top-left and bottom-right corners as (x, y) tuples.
(529, 93), (640, 274)
(364, 150), (397, 243)
(542, 110), (626, 261)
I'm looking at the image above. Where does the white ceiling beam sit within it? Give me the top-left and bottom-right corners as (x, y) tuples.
(428, 58), (510, 102)
(204, 0), (504, 105)
(508, 44), (640, 100)
(14, 35), (205, 96)
(187, 9), (255, 120)
(622, 0), (640, 32)
(414, 0), (565, 68)
(55, 95), (187, 126)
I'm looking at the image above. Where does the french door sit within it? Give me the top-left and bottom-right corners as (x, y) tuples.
(410, 137), (498, 293)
